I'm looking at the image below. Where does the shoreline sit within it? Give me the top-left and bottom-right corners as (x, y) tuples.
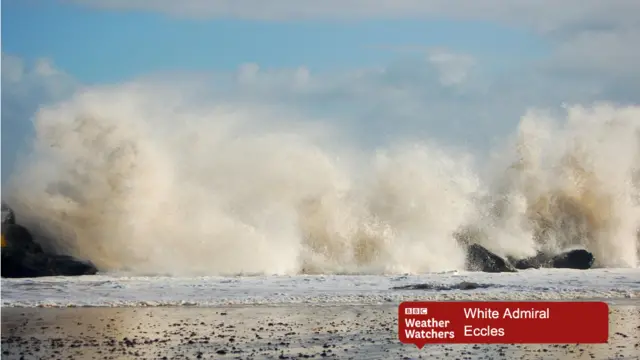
(4, 268), (640, 308)
(3, 296), (640, 309)
(3, 302), (639, 360)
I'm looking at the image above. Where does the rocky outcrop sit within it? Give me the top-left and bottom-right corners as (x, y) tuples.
(1, 204), (98, 278)
(507, 248), (595, 270)
(465, 243), (517, 273)
(466, 243), (596, 273)
(550, 249), (595, 269)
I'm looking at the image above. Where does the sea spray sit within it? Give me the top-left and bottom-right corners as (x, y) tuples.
(5, 85), (640, 275)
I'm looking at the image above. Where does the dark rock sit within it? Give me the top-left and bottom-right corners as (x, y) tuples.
(2, 246), (98, 278)
(551, 249), (594, 270)
(456, 223), (597, 272)
(1, 251), (29, 277)
(507, 253), (550, 270)
(508, 249), (594, 270)
(465, 243), (517, 273)
(507, 256), (539, 270)
(2, 204), (98, 278)
(391, 281), (495, 291)
(2, 223), (44, 254)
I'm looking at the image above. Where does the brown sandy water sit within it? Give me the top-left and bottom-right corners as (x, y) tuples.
(1, 303), (639, 360)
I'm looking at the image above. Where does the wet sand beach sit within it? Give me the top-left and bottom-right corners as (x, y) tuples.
(2, 303), (639, 360)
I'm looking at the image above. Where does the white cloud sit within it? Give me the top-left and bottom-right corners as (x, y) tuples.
(1, 54), (78, 181)
(544, 28), (640, 77)
(33, 58), (60, 77)
(1, 54), (78, 101)
(427, 49), (475, 86)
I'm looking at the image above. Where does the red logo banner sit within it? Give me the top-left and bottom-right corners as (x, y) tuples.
(398, 301), (609, 348)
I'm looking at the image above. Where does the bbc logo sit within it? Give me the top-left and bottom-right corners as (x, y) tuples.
(405, 307), (428, 315)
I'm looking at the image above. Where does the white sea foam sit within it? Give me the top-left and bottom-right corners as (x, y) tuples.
(3, 81), (640, 276)
(1, 268), (639, 308)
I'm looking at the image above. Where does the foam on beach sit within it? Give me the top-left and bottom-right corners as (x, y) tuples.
(2, 268), (639, 308)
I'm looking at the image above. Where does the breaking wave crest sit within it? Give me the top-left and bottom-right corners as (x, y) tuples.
(4, 84), (640, 275)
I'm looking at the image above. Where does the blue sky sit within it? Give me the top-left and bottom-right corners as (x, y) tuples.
(2, 1), (547, 83)
(2, 0), (639, 183)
